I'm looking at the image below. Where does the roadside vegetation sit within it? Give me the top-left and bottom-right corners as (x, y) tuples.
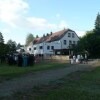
(72, 13), (100, 58)
(0, 61), (69, 82)
(8, 64), (100, 100)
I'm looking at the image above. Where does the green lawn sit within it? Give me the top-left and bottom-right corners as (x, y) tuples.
(10, 66), (100, 100)
(0, 62), (69, 82)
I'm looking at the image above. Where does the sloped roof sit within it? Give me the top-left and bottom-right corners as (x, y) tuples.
(46, 28), (73, 42)
(33, 36), (49, 44)
(33, 28), (75, 44)
(33, 37), (41, 44)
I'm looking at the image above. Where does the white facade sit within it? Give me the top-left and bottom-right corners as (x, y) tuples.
(27, 29), (79, 55)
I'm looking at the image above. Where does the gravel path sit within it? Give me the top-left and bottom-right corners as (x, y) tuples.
(0, 62), (97, 97)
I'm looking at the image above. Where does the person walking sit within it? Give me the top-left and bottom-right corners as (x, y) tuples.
(84, 53), (88, 63)
(77, 54), (81, 63)
(73, 55), (76, 64)
(80, 55), (83, 63)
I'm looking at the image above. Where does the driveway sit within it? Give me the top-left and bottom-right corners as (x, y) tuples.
(0, 61), (98, 97)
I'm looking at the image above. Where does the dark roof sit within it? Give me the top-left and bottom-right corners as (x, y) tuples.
(46, 28), (73, 42)
(33, 37), (41, 44)
(33, 36), (50, 44)
(33, 28), (75, 44)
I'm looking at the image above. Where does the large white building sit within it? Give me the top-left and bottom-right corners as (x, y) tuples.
(27, 28), (79, 55)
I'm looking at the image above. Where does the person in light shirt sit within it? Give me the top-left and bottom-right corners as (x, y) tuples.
(76, 54), (81, 64)
(73, 55), (76, 63)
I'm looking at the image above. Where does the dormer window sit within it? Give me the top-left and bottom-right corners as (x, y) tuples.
(68, 33), (71, 37)
(72, 33), (75, 38)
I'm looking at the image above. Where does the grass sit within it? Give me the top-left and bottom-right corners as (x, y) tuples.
(35, 66), (100, 100)
(0, 61), (69, 82)
(8, 65), (100, 100)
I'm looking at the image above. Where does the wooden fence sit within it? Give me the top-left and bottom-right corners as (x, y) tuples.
(43, 55), (70, 63)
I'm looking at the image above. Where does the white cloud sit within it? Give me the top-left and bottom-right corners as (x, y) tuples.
(27, 17), (68, 31)
(0, 0), (69, 34)
(0, 0), (29, 27)
(27, 17), (57, 30)
(27, 17), (48, 30)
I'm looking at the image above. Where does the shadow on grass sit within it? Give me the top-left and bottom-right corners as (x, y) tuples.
(6, 66), (100, 100)
(0, 62), (69, 83)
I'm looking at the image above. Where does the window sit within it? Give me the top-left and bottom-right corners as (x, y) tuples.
(68, 33), (71, 37)
(72, 33), (75, 38)
(34, 47), (36, 50)
(47, 46), (50, 50)
(51, 46), (54, 50)
(39, 46), (43, 49)
(69, 40), (72, 45)
(29, 48), (31, 51)
(63, 40), (67, 45)
(73, 41), (75, 44)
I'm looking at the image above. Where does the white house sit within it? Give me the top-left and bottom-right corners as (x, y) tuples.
(27, 28), (79, 55)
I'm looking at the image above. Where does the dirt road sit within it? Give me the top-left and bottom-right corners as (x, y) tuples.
(0, 62), (97, 97)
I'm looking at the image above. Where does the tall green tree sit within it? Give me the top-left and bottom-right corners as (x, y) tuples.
(0, 43), (10, 55)
(71, 13), (100, 58)
(25, 33), (34, 46)
(0, 32), (4, 44)
(0, 43), (5, 55)
(94, 13), (100, 35)
(7, 39), (17, 52)
(16, 43), (22, 49)
(76, 30), (100, 58)
(36, 35), (39, 38)
(3, 44), (11, 54)
(0, 32), (5, 55)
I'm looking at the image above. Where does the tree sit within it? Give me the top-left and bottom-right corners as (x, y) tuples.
(43, 34), (45, 37)
(50, 31), (53, 35)
(0, 32), (4, 44)
(74, 13), (100, 58)
(16, 43), (22, 49)
(75, 30), (100, 58)
(94, 13), (100, 35)
(25, 33), (34, 46)
(0, 32), (5, 55)
(36, 35), (39, 38)
(7, 39), (17, 52)
(46, 33), (49, 36)
(0, 43), (5, 55)
(0, 43), (10, 55)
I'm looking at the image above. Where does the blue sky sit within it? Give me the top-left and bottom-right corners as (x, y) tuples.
(0, 0), (100, 44)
